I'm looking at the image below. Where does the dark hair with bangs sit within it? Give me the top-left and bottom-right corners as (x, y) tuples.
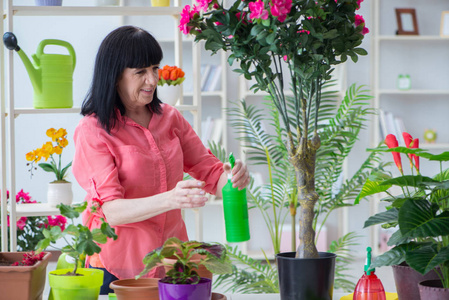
(81, 25), (163, 134)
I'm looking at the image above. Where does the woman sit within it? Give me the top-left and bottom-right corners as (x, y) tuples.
(72, 25), (250, 294)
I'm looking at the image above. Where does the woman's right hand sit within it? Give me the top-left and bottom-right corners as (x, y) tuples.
(170, 180), (208, 209)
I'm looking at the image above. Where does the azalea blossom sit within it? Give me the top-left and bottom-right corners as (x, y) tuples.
(270, 0), (292, 23)
(356, 0), (363, 10)
(179, 5), (200, 34)
(249, 0), (269, 20)
(385, 134), (402, 173)
(354, 14), (369, 35)
(196, 0), (212, 12)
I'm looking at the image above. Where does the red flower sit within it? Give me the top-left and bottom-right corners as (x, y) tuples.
(385, 134), (402, 173)
(402, 132), (420, 172)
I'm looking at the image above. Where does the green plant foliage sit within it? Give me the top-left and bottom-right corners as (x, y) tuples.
(358, 146), (449, 288)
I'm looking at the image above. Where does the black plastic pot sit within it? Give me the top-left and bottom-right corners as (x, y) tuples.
(276, 252), (337, 300)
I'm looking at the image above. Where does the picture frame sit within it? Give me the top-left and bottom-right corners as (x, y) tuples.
(440, 11), (449, 37)
(395, 8), (419, 35)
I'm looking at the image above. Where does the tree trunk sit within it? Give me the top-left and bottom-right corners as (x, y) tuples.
(290, 136), (320, 259)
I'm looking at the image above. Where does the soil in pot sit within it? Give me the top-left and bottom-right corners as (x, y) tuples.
(418, 280), (449, 300)
(392, 262), (440, 300)
(110, 278), (160, 300)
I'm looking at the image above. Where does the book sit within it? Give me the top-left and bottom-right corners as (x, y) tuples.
(200, 64), (212, 91)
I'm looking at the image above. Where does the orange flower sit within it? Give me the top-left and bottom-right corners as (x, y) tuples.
(385, 134), (402, 173)
(161, 69), (170, 80)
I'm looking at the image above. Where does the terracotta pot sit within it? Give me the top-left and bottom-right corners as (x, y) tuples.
(163, 253), (212, 280)
(392, 262), (440, 300)
(418, 280), (449, 300)
(212, 292), (227, 300)
(47, 181), (73, 208)
(0, 251), (52, 300)
(110, 278), (160, 300)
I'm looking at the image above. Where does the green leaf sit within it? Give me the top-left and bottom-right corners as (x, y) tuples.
(363, 208), (399, 228)
(371, 242), (426, 268)
(91, 228), (107, 244)
(381, 175), (437, 188)
(399, 199), (449, 238)
(77, 239), (101, 256)
(101, 222), (118, 240)
(406, 244), (449, 275)
(38, 162), (57, 173)
(354, 178), (391, 204)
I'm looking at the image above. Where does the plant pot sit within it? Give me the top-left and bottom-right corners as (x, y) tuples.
(35, 0), (62, 5)
(392, 262), (440, 300)
(158, 277), (212, 300)
(276, 251), (336, 300)
(110, 278), (160, 300)
(47, 181), (73, 208)
(48, 268), (104, 300)
(157, 85), (181, 105)
(163, 253), (212, 280)
(0, 251), (52, 300)
(212, 292), (227, 300)
(151, 0), (170, 6)
(418, 280), (449, 300)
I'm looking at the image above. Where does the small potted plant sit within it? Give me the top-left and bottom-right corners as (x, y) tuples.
(0, 250), (52, 300)
(126, 237), (232, 300)
(26, 127), (73, 207)
(356, 133), (449, 299)
(157, 65), (185, 106)
(36, 200), (118, 300)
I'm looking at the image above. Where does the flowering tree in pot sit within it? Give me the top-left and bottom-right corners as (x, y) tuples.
(180, 0), (368, 261)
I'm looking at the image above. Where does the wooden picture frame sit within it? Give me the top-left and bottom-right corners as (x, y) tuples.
(440, 11), (449, 37)
(395, 8), (419, 35)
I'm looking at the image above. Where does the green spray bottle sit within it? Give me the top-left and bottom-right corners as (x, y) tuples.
(222, 153), (250, 243)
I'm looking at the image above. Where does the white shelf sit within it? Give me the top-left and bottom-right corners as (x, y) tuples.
(378, 35), (449, 42)
(379, 89), (449, 95)
(9, 6), (182, 16)
(14, 203), (60, 218)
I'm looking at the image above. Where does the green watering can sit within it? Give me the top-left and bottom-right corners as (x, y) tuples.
(3, 32), (76, 109)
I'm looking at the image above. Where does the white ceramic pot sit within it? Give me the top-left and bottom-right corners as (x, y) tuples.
(157, 85), (181, 106)
(47, 182), (73, 208)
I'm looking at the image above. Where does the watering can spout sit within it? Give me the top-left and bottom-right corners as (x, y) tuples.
(3, 32), (41, 94)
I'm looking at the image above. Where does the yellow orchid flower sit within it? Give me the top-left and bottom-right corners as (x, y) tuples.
(27, 128), (72, 181)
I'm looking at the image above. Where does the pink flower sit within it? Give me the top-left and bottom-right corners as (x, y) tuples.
(45, 215), (67, 231)
(179, 5), (200, 34)
(354, 14), (369, 35)
(283, 55), (288, 62)
(269, 0), (292, 23)
(196, 0), (212, 12)
(249, 0), (269, 20)
(356, 0), (363, 10)
(298, 29), (310, 35)
(385, 134), (402, 173)
(236, 12), (248, 25)
(16, 217), (28, 230)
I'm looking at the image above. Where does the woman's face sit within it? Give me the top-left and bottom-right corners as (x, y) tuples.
(117, 65), (159, 110)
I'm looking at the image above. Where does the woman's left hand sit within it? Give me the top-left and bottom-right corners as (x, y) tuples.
(223, 159), (250, 190)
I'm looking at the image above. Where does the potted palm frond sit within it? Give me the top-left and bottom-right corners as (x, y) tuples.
(36, 201), (118, 300)
(131, 237), (232, 300)
(180, 0), (369, 298)
(356, 133), (449, 300)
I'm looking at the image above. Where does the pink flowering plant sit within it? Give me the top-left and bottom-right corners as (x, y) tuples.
(355, 133), (449, 288)
(0, 189), (67, 251)
(181, 0), (368, 259)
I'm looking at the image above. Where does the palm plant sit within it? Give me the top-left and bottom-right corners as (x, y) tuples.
(213, 83), (388, 293)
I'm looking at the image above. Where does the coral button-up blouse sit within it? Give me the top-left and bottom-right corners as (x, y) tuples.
(72, 104), (224, 280)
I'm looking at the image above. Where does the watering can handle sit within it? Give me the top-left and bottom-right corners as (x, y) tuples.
(36, 39), (76, 71)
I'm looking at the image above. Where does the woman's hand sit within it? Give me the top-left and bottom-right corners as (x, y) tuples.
(171, 179), (209, 208)
(223, 159), (250, 190)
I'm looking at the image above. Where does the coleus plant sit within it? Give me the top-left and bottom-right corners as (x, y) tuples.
(136, 237), (232, 284)
(356, 132), (449, 288)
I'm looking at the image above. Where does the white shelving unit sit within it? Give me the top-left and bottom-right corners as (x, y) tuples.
(370, 0), (449, 254)
(0, 0), (229, 251)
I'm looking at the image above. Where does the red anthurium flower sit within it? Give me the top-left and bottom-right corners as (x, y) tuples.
(385, 134), (402, 173)
(402, 132), (420, 172)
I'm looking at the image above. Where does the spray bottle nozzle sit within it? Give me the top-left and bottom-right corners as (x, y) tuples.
(364, 246), (374, 275)
(229, 152), (235, 169)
